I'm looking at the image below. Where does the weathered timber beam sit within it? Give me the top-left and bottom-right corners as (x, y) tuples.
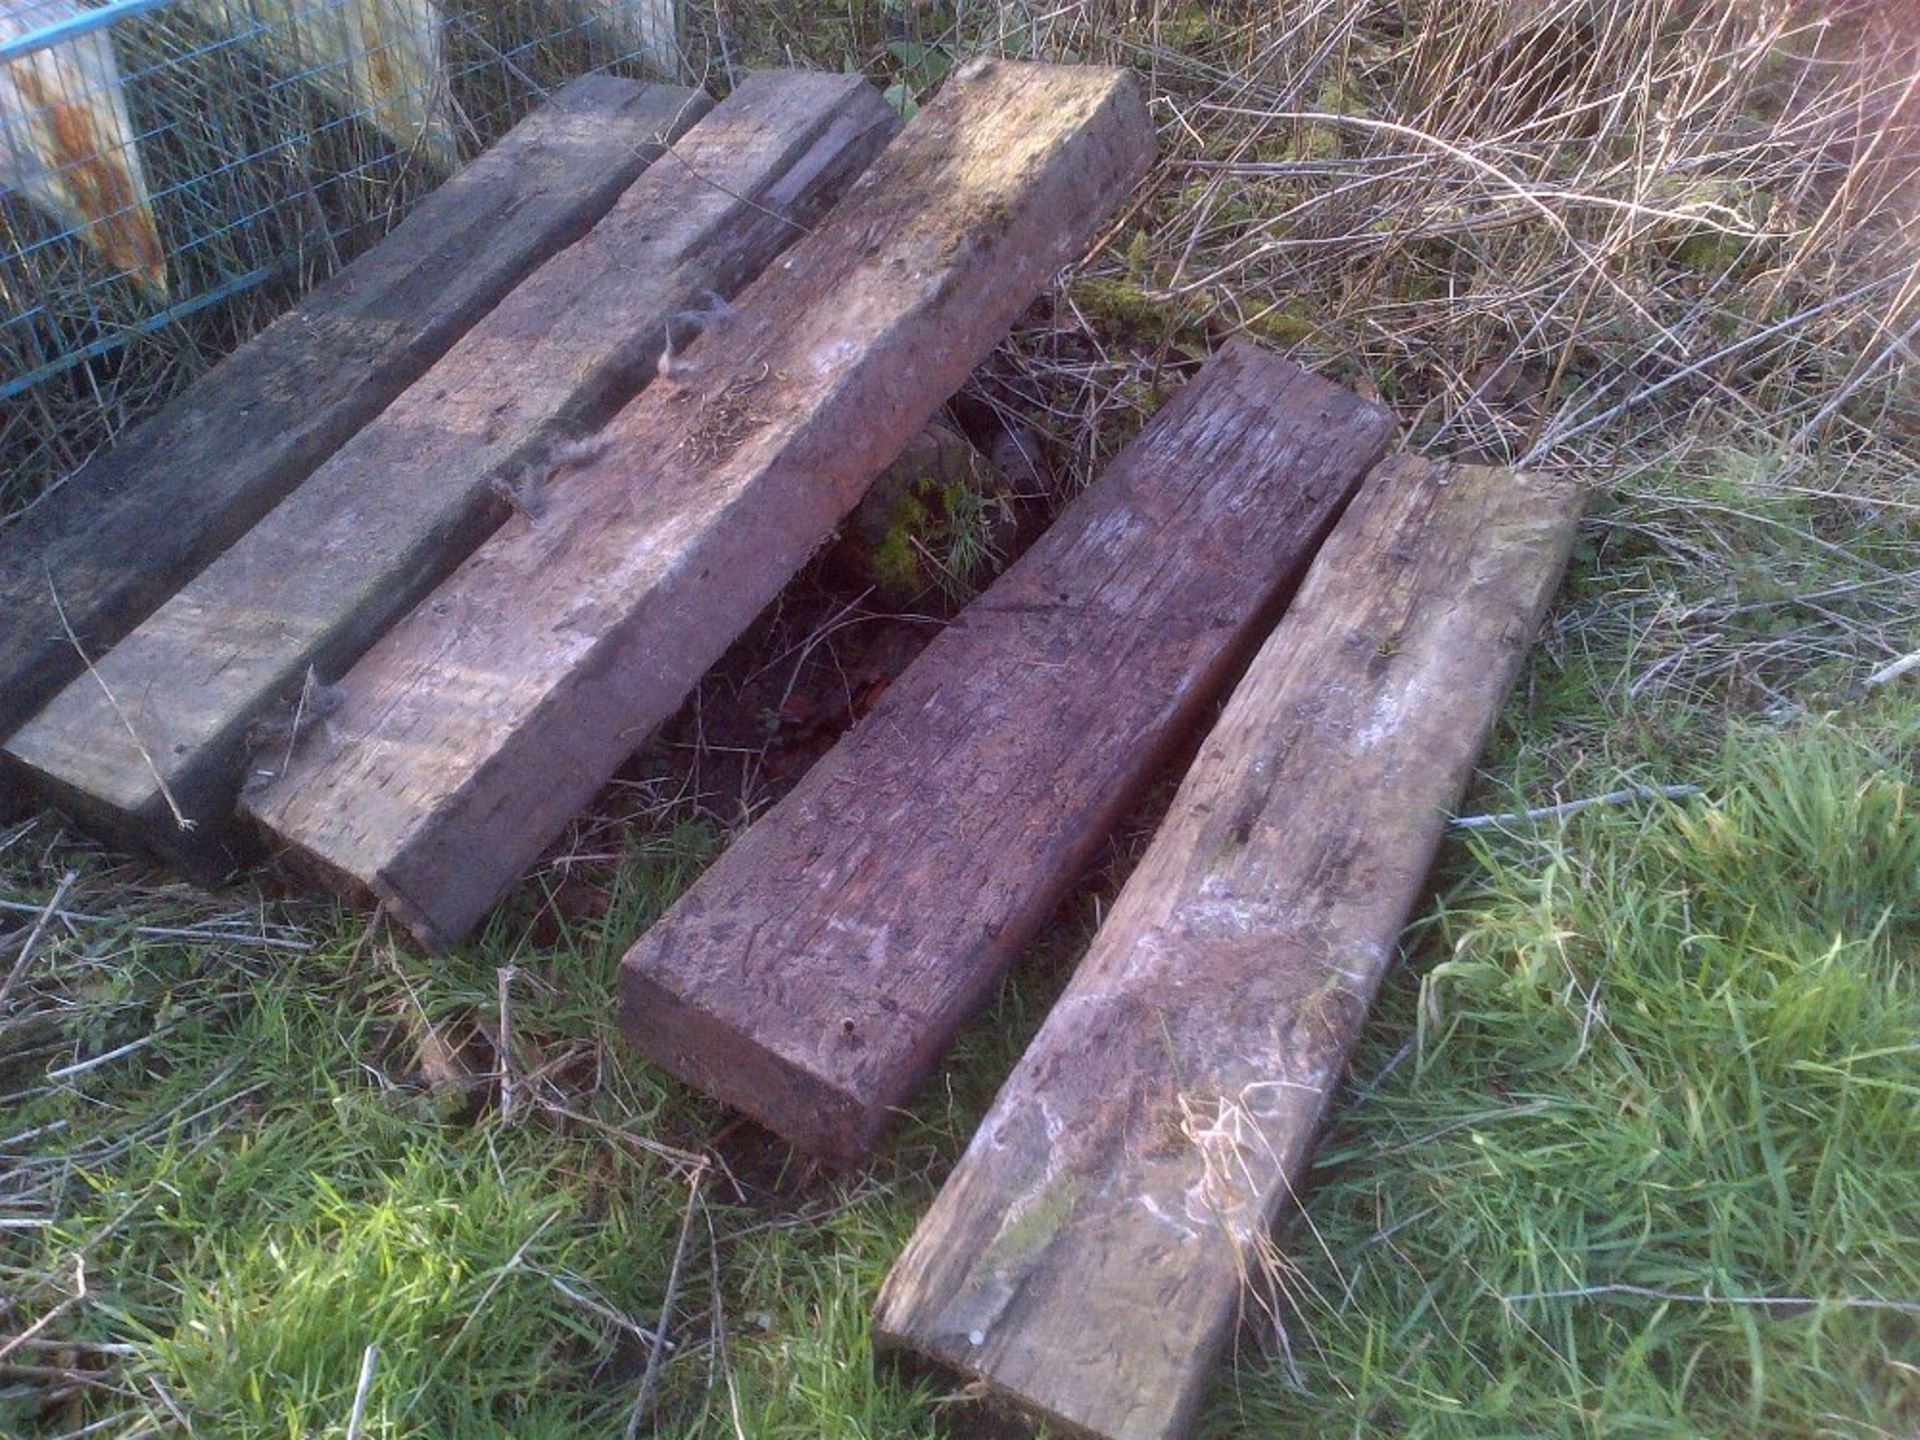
(6, 70), (898, 869)
(617, 341), (1392, 1165)
(241, 58), (1158, 949)
(873, 455), (1583, 1440)
(0, 75), (705, 745)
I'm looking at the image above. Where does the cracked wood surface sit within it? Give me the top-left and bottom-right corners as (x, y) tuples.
(874, 455), (1583, 1440)
(243, 59), (1158, 948)
(0, 75), (703, 746)
(8, 71), (896, 869)
(618, 341), (1393, 1165)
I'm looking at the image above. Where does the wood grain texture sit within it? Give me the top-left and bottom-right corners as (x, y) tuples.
(7, 71), (898, 869)
(873, 456), (1583, 1440)
(0, 75), (704, 744)
(243, 58), (1158, 949)
(618, 342), (1393, 1165)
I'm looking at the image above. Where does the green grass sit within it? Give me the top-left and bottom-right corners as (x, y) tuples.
(4, 1), (1919, 1436)
(9, 704), (1915, 1438)
(1, 831), (721, 1437)
(1203, 709), (1920, 1437)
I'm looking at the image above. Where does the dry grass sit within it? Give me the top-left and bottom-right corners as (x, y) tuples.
(959, 0), (1920, 727)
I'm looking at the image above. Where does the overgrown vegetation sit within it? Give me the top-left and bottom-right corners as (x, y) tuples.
(4, 2), (1917, 1436)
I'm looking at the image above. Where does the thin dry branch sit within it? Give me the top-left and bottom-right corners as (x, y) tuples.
(45, 571), (194, 832)
(0, 868), (76, 1012)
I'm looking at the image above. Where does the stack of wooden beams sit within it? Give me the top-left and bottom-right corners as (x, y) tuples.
(872, 448), (1580, 1437)
(238, 60), (1158, 946)
(0, 72), (708, 748)
(610, 329), (1579, 1434)
(0, 55), (1585, 1439)
(2, 58), (1155, 911)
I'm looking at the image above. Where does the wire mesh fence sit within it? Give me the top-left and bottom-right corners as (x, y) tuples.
(1, 0), (677, 510)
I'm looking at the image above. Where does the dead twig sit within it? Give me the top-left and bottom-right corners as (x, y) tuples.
(543, 1270), (670, 1349)
(1451, 783), (1704, 830)
(496, 964), (518, 1118)
(1863, 649), (1920, 689)
(343, 1344), (377, 1440)
(0, 898), (309, 951)
(0, 1256), (85, 1362)
(1501, 1282), (1920, 1316)
(626, 1166), (707, 1439)
(45, 571), (193, 832)
(536, 1099), (718, 1180)
(148, 1374), (193, 1434)
(0, 868), (76, 1012)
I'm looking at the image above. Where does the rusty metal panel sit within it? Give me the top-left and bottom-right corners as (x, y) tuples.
(189, 0), (454, 167)
(0, 0), (167, 295)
